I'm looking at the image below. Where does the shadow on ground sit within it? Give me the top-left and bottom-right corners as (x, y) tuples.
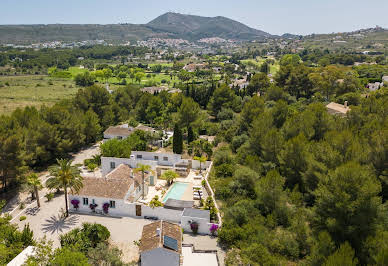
(25, 206), (40, 216)
(42, 214), (79, 234)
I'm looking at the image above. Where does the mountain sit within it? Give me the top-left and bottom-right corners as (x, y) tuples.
(146, 12), (271, 40)
(0, 12), (271, 44)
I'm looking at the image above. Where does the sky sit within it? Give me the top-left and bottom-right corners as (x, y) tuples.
(1, 0), (388, 35)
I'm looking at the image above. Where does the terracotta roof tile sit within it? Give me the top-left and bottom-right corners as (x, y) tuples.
(140, 221), (182, 254)
(73, 164), (146, 200)
(104, 126), (134, 137)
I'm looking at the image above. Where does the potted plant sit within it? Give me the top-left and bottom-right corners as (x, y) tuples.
(103, 203), (109, 214)
(89, 203), (98, 212)
(190, 222), (199, 235)
(71, 199), (80, 210)
(209, 223), (219, 236)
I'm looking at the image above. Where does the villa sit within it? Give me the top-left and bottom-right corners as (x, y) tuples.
(103, 124), (135, 141)
(70, 164), (149, 216)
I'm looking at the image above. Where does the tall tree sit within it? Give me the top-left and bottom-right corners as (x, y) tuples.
(173, 124), (183, 154)
(27, 173), (43, 208)
(313, 162), (383, 259)
(134, 164), (152, 199)
(46, 159), (83, 217)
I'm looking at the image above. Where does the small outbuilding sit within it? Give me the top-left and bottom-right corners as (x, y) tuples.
(140, 220), (182, 266)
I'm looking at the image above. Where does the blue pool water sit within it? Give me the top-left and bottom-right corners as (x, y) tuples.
(162, 182), (189, 203)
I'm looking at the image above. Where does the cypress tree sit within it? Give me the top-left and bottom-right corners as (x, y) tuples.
(187, 126), (194, 144)
(173, 124), (183, 154)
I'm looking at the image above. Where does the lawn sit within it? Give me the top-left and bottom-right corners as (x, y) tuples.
(241, 57), (280, 75)
(0, 75), (79, 115)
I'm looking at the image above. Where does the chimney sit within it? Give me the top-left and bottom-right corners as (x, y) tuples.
(344, 101), (348, 108)
(156, 228), (161, 237)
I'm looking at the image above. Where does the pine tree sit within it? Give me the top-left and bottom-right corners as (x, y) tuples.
(173, 124), (183, 154)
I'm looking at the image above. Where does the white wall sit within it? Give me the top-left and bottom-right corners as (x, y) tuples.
(69, 195), (216, 235)
(181, 216), (215, 235)
(141, 205), (182, 223)
(131, 151), (182, 166)
(69, 194), (136, 217)
(141, 248), (180, 266)
(191, 160), (211, 170)
(101, 157), (158, 176)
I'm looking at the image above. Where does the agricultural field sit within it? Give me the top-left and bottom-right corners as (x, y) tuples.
(0, 75), (79, 115)
(241, 57), (280, 75)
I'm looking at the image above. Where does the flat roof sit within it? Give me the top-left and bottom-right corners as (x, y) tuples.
(164, 199), (194, 210)
(182, 208), (210, 219)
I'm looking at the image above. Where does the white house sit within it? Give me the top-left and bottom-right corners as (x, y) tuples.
(70, 164), (149, 215)
(103, 124), (134, 141)
(101, 151), (186, 176)
(140, 220), (182, 266)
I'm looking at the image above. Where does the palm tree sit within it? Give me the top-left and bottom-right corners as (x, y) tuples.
(134, 164), (153, 199)
(194, 155), (207, 174)
(27, 173), (43, 208)
(162, 170), (179, 186)
(46, 159), (83, 217)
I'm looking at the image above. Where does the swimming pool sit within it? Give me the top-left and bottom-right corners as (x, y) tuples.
(162, 182), (189, 203)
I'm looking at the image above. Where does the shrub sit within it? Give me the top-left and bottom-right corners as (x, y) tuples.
(19, 216), (27, 221)
(210, 223), (219, 236)
(190, 222), (199, 234)
(71, 199), (80, 209)
(89, 203), (98, 212)
(103, 203), (109, 214)
(19, 202), (25, 209)
(45, 192), (54, 201)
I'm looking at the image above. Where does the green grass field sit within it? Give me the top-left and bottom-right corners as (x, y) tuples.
(241, 57), (280, 75)
(0, 75), (79, 115)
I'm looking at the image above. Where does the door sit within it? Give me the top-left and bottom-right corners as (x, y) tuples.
(136, 204), (142, 216)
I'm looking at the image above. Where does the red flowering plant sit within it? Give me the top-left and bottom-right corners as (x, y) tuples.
(89, 203), (98, 212)
(103, 203), (109, 214)
(209, 223), (219, 236)
(71, 199), (80, 210)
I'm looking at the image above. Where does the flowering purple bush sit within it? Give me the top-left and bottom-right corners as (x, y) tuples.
(210, 223), (219, 236)
(190, 222), (199, 234)
(89, 203), (98, 212)
(71, 199), (80, 209)
(103, 203), (109, 214)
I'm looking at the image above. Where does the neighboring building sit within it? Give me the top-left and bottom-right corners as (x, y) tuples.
(7, 246), (36, 266)
(70, 164), (149, 215)
(140, 221), (182, 266)
(382, 76), (388, 84)
(103, 124), (134, 141)
(367, 82), (383, 91)
(168, 88), (182, 94)
(183, 63), (207, 72)
(136, 124), (158, 134)
(141, 86), (169, 95)
(230, 78), (249, 90)
(326, 101), (351, 116)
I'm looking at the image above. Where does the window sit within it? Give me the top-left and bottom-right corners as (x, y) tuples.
(154, 156), (159, 160)
(110, 162), (115, 169)
(137, 155), (143, 159)
(117, 136), (123, 140)
(92, 199), (95, 204)
(83, 198), (88, 205)
(109, 201), (116, 208)
(163, 157), (168, 161)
